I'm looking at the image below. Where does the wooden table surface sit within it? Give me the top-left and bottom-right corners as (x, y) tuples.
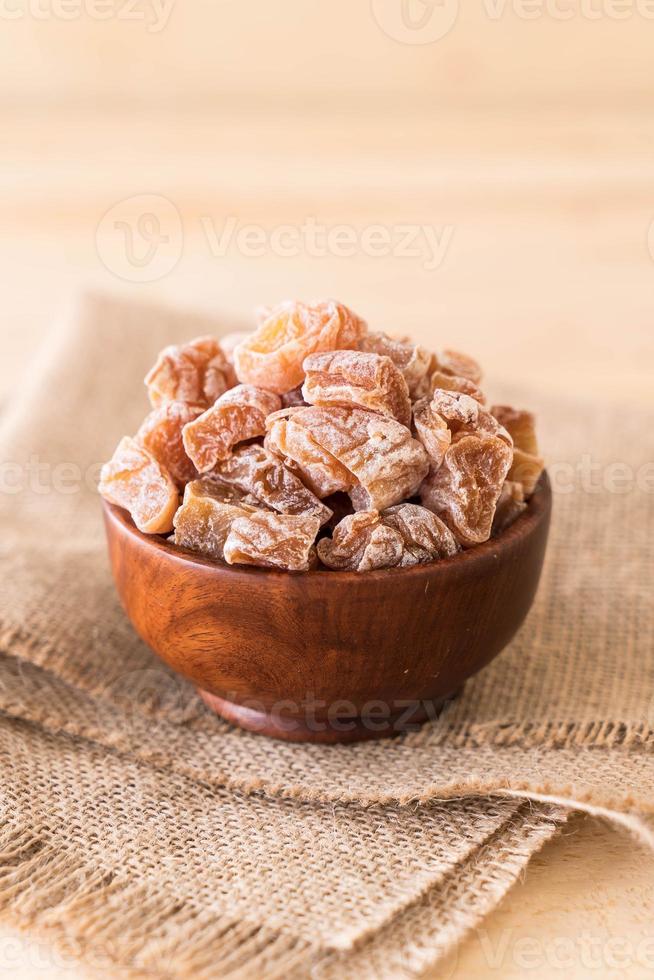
(1, 106), (653, 977)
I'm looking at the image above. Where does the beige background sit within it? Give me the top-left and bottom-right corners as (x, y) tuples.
(1, 1), (654, 976)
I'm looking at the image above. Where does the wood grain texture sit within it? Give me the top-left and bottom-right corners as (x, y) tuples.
(102, 474), (551, 742)
(2, 4), (652, 951)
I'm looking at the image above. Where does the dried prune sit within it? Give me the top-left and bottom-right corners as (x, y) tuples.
(173, 479), (261, 561)
(109, 296), (544, 572)
(316, 511), (403, 571)
(265, 409), (354, 498)
(381, 503), (460, 565)
(491, 404), (544, 495)
(430, 389), (480, 429)
(420, 434), (512, 546)
(313, 406), (430, 511)
(490, 405), (538, 454)
(145, 336), (235, 408)
(223, 511), (321, 571)
(508, 449), (544, 496)
(209, 444), (332, 525)
(436, 349), (483, 386)
(430, 369), (486, 405)
(317, 503), (459, 571)
(412, 397), (452, 468)
(233, 299), (367, 394)
(219, 331), (252, 365)
(359, 332), (433, 399)
(182, 385), (281, 472)
(99, 436), (179, 534)
(492, 480), (527, 536)
(136, 401), (204, 487)
(431, 390), (512, 445)
(268, 406), (429, 512)
(302, 349), (411, 426)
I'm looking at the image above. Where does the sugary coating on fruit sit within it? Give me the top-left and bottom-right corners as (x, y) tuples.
(492, 480), (527, 536)
(420, 434), (513, 546)
(412, 397), (452, 469)
(223, 511), (321, 572)
(430, 389), (480, 429)
(182, 385), (282, 472)
(99, 436), (179, 534)
(316, 511), (404, 572)
(135, 401), (204, 487)
(381, 503), (460, 565)
(220, 331), (252, 365)
(491, 404), (544, 495)
(315, 406), (430, 511)
(172, 479), (261, 561)
(144, 336), (236, 408)
(359, 332), (433, 399)
(112, 297), (543, 571)
(265, 409), (354, 498)
(268, 406), (429, 512)
(209, 444), (332, 525)
(431, 390), (512, 446)
(302, 350), (411, 426)
(317, 503), (459, 571)
(233, 299), (367, 394)
(281, 386), (307, 409)
(437, 349), (483, 386)
(430, 369), (486, 405)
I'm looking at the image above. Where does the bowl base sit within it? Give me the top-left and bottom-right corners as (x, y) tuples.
(197, 689), (461, 744)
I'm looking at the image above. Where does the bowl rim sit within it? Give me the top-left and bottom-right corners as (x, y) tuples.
(103, 470), (551, 583)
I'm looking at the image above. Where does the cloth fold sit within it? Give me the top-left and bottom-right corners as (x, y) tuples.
(0, 715), (567, 978)
(0, 293), (651, 976)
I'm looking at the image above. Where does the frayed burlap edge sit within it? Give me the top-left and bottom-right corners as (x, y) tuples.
(397, 718), (654, 752)
(0, 798), (568, 980)
(0, 823), (314, 980)
(2, 655), (654, 849)
(1, 650), (654, 819)
(314, 801), (568, 979)
(2, 621), (653, 754)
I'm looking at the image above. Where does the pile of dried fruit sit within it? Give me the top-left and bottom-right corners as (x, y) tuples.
(99, 300), (544, 572)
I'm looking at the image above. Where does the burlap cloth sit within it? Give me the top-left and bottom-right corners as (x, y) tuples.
(0, 293), (652, 977)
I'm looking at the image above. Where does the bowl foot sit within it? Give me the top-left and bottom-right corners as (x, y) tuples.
(197, 689), (461, 744)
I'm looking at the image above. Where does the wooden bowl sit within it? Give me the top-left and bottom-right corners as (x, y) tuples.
(102, 473), (551, 743)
